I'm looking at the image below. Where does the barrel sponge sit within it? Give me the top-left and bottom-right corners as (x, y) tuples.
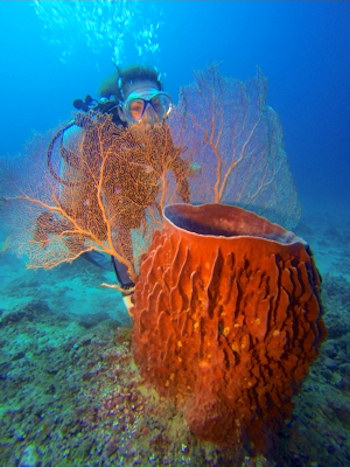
(132, 204), (327, 449)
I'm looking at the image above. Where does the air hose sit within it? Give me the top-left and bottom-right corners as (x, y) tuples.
(46, 114), (94, 185)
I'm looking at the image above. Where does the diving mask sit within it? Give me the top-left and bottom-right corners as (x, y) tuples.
(122, 88), (173, 123)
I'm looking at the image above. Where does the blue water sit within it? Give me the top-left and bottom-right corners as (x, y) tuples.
(1, 1), (349, 208)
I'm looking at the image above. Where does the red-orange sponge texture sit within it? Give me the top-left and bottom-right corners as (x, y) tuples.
(132, 204), (326, 448)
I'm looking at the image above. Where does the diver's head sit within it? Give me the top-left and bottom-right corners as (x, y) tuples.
(117, 65), (173, 126)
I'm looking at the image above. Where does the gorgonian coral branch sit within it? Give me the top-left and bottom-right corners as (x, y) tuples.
(3, 115), (192, 281)
(169, 65), (301, 229)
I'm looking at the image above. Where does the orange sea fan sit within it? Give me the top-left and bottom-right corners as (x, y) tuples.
(2, 115), (192, 280)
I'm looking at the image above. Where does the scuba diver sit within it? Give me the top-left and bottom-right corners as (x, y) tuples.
(45, 65), (190, 309)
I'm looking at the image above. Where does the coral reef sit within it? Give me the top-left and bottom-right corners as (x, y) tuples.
(0, 273), (257, 466)
(0, 67), (320, 455)
(0, 203), (349, 464)
(132, 204), (326, 450)
(2, 67), (302, 277)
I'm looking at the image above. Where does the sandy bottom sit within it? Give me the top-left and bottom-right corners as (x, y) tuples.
(0, 201), (349, 466)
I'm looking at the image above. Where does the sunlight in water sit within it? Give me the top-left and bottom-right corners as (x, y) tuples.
(32, 0), (161, 64)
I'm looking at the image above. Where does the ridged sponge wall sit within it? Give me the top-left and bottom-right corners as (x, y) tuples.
(132, 204), (326, 450)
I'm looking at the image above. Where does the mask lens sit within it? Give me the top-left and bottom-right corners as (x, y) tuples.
(128, 99), (145, 121)
(151, 93), (172, 118)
